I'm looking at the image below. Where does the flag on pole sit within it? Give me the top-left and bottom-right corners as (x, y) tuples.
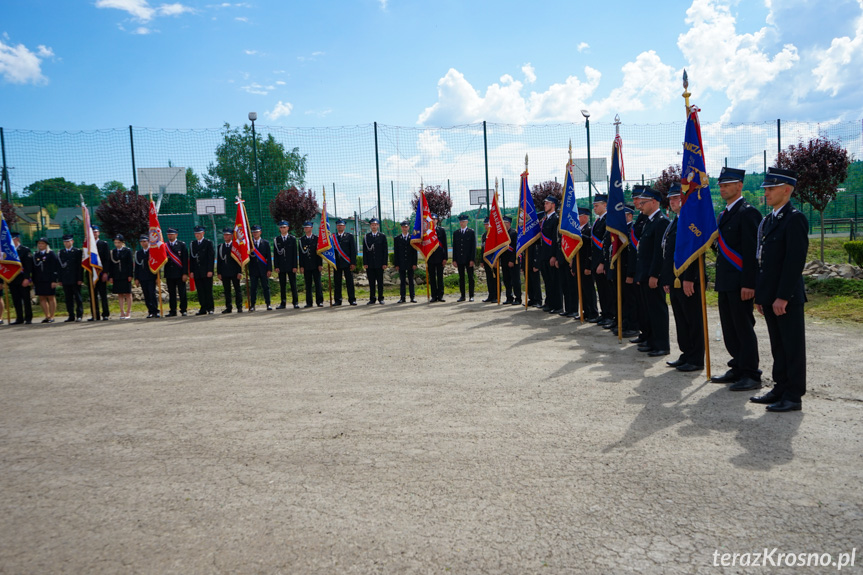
(148, 196), (168, 274)
(0, 212), (22, 283)
(674, 106), (718, 282)
(606, 134), (630, 268)
(316, 190), (337, 268)
(558, 161), (583, 263)
(483, 190), (511, 267)
(515, 169), (540, 258)
(410, 190), (440, 260)
(79, 196), (104, 280)
(231, 193), (251, 268)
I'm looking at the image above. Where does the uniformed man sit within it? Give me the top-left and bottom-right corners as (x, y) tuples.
(480, 217), (498, 303)
(539, 196), (562, 313)
(591, 194), (614, 326)
(248, 225), (273, 311)
(190, 225), (215, 315)
(634, 187), (670, 356)
(661, 185), (703, 371)
(711, 167), (763, 391)
(134, 235), (160, 318)
(163, 228), (189, 316)
(427, 214), (447, 302)
(627, 186), (651, 343)
(8, 233), (34, 324)
(332, 219), (357, 306)
(577, 207), (599, 321)
(393, 220), (417, 303)
(273, 220), (300, 309)
(298, 221), (323, 308)
(217, 228), (244, 313)
(501, 216), (521, 305)
(618, 206), (640, 338)
(524, 236), (542, 307)
(363, 217), (388, 305)
(452, 214), (477, 302)
(58, 234), (84, 322)
(91, 225), (112, 320)
(750, 167), (808, 412)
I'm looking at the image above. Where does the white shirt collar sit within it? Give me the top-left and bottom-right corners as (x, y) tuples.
(725, 196), (743, 211)
(649, 208), (661, 220)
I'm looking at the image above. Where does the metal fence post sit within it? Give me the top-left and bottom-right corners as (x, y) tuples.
(374, 122), (382, 220)
(483, 121), (490, 214)
(777, 118), (781, 159)
(129, 126), (138, 194)
(1, 127), (11, 204)
(332, 182), (337, 218)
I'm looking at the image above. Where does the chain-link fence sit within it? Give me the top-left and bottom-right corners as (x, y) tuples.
(3, 119), (862, 250)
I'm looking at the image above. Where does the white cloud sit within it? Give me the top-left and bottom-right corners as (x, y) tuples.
(0, 38), (53, 85)
(297, 51), (325, 62)
(416, 130), (448, 158)
(812, 0), (863, 95)
(521, 63), (536, 84)
(577, 42), (590, 53)
(244, 49), (257, 55)
(275, 80), (286, 85)
(304, 108), (333, 118)
(242, 82), (275, 95)
(235, 16), (248, 22)
(677, 0), (799, 122)
(132, 26), (153, 34)
(158, 3), (194, 16)
(267, 101), (293, 121)
(379, 0), (388, 10)
(96, 0), (155, 21)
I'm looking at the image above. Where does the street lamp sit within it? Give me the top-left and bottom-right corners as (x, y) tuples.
(581, 109), (593, 218)
(248, 112), (262, 225)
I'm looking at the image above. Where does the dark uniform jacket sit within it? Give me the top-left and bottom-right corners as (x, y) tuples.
(111, 247), (133, 280)
(393, 234), (417, 268)
(715, 198), (762, 292)
(33, 250), (60, 284)
(501, 228), (518, 266)
(754, 203), (808, 306)
(134, 249), (157, 281)
(96, 239), (111, 278)
(248, 238), (272, 277)
(217, 243), (242, 277)
(363, 232), (388, 268)
(15, 244), (33, 281)
(333, 232), (357, 269)
(451, 227), (477, 265)
(163, 241), (189, 279)
(590, 214), (607, 272)
(427, 226), (447, 265)
(298, 235), (322, 269)
(627, 213), (647, 279)
(59, 247), (83, 284)
(273, 234), (298, 271)
(635, 210), (669, 283)
(190, 238), (215, 277)
(660, 218), (699, 287)
(538, 212), (559, 263)
(578, 222), (592, 272)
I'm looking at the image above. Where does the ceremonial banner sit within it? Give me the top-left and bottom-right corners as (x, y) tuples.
(558, 162), (583, 264)
(79, 197), (103, 280)
(674, 106), (718, 280)
(515, 170), (540, 258)
(483, 190), (510, 267)
(410, 190), (440, 260)
(231, 196), (251, 268)
(606, 134), (629, 268)
(0, 212), (22, 283)
(147, 198), (168, 274)
(316, 198), (336, 268)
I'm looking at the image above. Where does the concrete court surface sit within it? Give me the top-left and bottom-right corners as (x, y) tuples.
(1, 300), (862, 574)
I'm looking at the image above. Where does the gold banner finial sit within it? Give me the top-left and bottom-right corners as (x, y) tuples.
(568, 139), (573, 164)
(682, 69), (691, 113)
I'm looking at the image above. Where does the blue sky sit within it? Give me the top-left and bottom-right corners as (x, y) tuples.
(3, 0), (863, 130)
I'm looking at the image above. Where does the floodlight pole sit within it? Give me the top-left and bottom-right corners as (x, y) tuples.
(582, 110), (593, 222)
(249, 113), (263, 225)
(483, 121), (490, 215)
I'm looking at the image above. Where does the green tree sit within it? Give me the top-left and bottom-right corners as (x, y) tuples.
(101, 180), (127, 196)
(22, 177), (102, 208)
(204, 123), (307, 223)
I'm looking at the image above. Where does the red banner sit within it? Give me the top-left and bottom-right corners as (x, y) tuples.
(410, 191), (440, 260)
(148, 199), (168, 274)
(482, 190), (511, 267)
(231, 198), (250, 268)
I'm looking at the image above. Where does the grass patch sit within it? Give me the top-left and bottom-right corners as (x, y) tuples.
(807, 237), (856, 265)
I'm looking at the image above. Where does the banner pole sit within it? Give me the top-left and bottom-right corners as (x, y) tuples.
(576, 251), (584, 323)
(327, 265), (332, 305)
(244, 267), (250, 310)
(699, 254), (711, 381)
(88, 269), (97, 320)
(616, 261), (623, 342)
(425, 258), (430, 302)
(157, 270), (164, 317)
(524, 254), (529, 310)
(496, 260), (501, 304)
(3, 280), (10, 324)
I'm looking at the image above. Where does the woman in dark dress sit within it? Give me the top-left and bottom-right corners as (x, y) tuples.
(32, 237), (60, 323)
(110, 234), (134, 319)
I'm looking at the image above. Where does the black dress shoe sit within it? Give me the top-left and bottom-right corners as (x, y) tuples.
(637, 345), (654, 352)
(457, 296), (466, 302)
(410, 299), (417, 303)
(729, 377), (762, 392)
(647, 349), (670, 357)
(196, 310), (207, 316)
(64, 317), (75, 323)
(676, 363), (703, 373)
(367, 300), (376, 305)
(558, 310), (568, 316)
(666, 358), (685, 368)
(629, 335), (646, 344)
(237, 308), (243, 313)
(513, 299), (522, 305)
(317, 303), (324, 307)
(181, 311), (188, 316)
(87, 317), (97, 322)
(397, 299), (406, 303)
(12, 320), (24, 325)
(378, 300), (384, 305)
(438, 298), (446, 303)
(504, 299), (514, 305)
(350, 302), (357, 306)
(293, 304), (300, 309)
(766, 399), (802, 412)
(276, 303), (287, 309)
(266, 306), (272, 311)
(541, 305), (551, 311)
(603, 322), (616, 330)
(250, 307), (257, 312)
(333, 302), (342, 306)
(622, 330), (639, 338)
(304, 304), (313, 308)
(750, 390), (782, 404)
(585, 316), (600, 323)
(548, 308), (562, 314)
(222, 309), (232, 314)
(566, 312), (580, 318)
(710, 370), (739, 384)
(430, 297), (438, 303)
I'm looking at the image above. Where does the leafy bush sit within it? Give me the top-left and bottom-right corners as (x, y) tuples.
(844, 241), (863, 267)
(804, 276), (863, 298)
